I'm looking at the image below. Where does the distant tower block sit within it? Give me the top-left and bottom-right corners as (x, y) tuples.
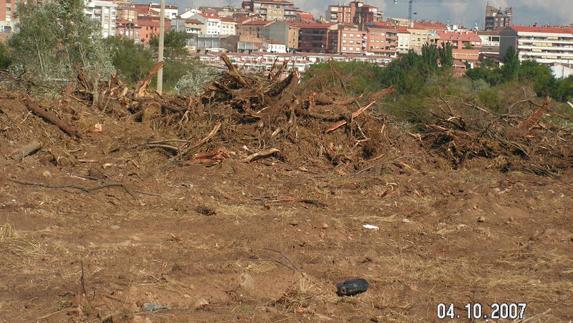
(485, 3), (512, 31)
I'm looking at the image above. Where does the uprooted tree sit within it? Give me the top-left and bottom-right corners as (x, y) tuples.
(9, 0), (114, 88)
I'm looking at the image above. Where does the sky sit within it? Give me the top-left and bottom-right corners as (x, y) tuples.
(156, 0), (573, 28)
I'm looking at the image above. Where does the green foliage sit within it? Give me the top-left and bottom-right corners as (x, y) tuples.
(175, 64), (220, 96)
(0, 42), (11, 70)
(150, 31), (189, 59)
(105, 37), (154, 85)
(378, 44), (453, 94)
(438, 43), (454, 68)
(501, 47), (520, 81)
(9, 0), (113, 84)
(304, 61), (387, 95)
(466, 58), (502, 85)
(467, 51), (573, 102)
(519, 60), (554, 96)
(553, 76), (573, 102)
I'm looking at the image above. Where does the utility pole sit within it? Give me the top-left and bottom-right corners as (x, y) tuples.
(157, 0), (165, 94)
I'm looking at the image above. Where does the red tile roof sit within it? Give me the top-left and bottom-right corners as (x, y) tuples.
(185, 19), (204, 25)
(290, 22), (335, 29)
(199, 12), (219, 18)
(412, 21), (447, 30)
(133, 4), (151, 15)
(438, 31), (481, 43)
(220, 17), (237, 23)
(241, 20), (269, 26)
(512, 25), (573, 34)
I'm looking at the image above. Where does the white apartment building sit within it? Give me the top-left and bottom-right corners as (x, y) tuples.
(0, 0), (19, 32)
(84, 0), (118, 38)
(149, 3), (179, 20)
(397, 29), (411, 54)
(500, 26), (573, 67)
(220, 18), (237, 36)
(188, 13), (220, 35)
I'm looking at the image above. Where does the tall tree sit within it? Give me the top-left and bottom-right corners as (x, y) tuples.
(9, 0), (113, 84)
(501, 46), (520, 81)
(438, 42), (454, 68)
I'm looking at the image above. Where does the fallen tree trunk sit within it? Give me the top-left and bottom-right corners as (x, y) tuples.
(24, 98), (80, 138)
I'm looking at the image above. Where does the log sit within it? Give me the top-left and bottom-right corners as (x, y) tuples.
(11, 141), (42, 160)
(24, 98), (80, 137)
(181, 122), (222, 157)
(325, 101), (377, 133)
(325, 87), (394, 133)
(220, 53), (249, 87)
(135, 61), (164, 97)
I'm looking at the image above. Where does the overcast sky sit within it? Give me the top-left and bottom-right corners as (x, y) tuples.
(156, 0), (573, 28)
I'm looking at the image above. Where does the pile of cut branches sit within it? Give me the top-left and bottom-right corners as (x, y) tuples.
(422, 97), (573, 176)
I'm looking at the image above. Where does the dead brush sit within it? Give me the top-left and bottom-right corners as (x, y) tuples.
(0, 223), (44, 260)
(0, 223), (16, 241)
(271, 273), (336, 313)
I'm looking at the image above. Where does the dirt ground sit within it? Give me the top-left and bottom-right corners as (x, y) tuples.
(1, 89), (573, 323)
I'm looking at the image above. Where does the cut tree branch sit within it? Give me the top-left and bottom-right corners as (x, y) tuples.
(24, 97), (80, 138)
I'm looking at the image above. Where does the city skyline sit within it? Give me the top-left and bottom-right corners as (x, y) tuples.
(159, 0), (573, 27)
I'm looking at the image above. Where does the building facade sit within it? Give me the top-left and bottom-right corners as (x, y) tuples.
(296, 22), (337, 53)
(327, 0), (382, 28)
(241, 0), (298, 21)
(0, 0), (20, 32)
(366, 25), (398, 56)
(500, 26), (573, 67)
(84, 0), (118, 38)
(338, 25), (367, 54)
(138, 15), (171, 44)
(485, 4), (512, 31)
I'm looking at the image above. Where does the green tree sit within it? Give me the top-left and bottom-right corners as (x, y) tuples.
(149, 31), (189, 59)
(553, 76), (573, 102)
(519, 60), (555, 96)
(0, 42), (11, 70)
(421, 44), (439, 74)
(9, 0), (113, 84)
(438, 42), (454, 68)
(501, 46), (520, 81)
(105, 37), (154, 85)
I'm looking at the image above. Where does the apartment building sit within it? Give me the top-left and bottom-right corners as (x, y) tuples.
(116, 20), (141, 42)
(500, 25), (573, 67)
(0, 0), (20, 32)
(337, 25), (367, 54)
(172, 18), (205, 35)
(295, 22), (337, 53)
(138, 15), (171, 44)
(396, 28), (411, 53)
(148, 3), (178, 20)
(237, 20), (269, 41)
(485, 4), (512, 31)
(84, 0), (118, 38)
(478, 30), (501, 56)
(241, 0), (299, 21)
(220, 17), (237, 36)
(367, 25), (398, 56)
(500, 26), (573, 66)
(116, 1), (138, 22)
(437, 30), (481, 49)
(327, 0), (382, 29)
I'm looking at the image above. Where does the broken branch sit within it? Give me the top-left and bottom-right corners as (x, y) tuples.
(23, 97), (80, 137)
(243, 148), (280, 163)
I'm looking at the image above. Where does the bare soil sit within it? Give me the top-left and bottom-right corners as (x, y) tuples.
(1, 90), (572, 323)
